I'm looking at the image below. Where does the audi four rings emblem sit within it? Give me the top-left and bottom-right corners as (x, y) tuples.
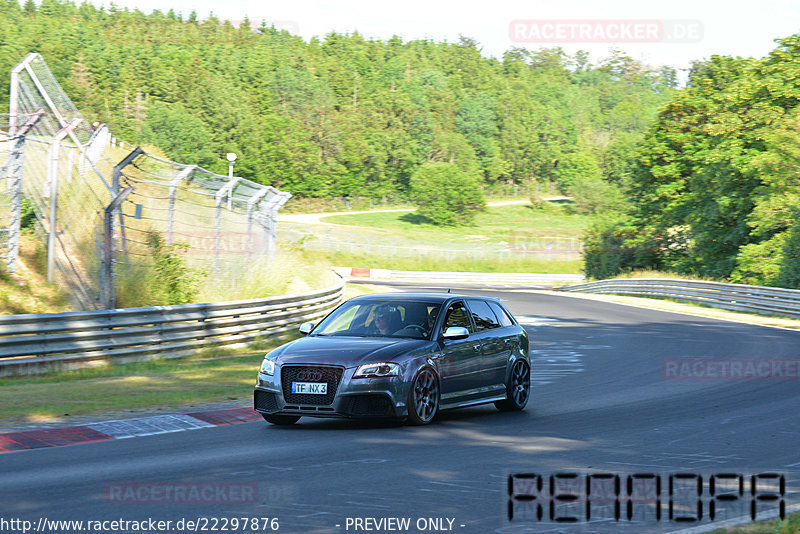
(297, 370), (324, 381)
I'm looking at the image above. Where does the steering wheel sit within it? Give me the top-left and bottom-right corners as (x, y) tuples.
(401, 324), (428, 337)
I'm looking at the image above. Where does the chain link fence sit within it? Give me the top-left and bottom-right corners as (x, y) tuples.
(0, 119), (14, 269)
(2, 53), (291, 310)
(279, 225), (581, 264)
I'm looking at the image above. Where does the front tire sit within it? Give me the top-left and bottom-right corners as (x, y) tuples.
(495, 359), (530, 412)
(407, 367), (439, 425)
(262, 414), (301, 425)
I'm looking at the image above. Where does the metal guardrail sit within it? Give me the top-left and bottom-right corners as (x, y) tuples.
(561, 278), (800, 319)
(0, 280), (345, 376)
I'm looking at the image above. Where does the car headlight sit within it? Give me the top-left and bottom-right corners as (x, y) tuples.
(260, 358), (275, 376)
(353, 362), (400, 378)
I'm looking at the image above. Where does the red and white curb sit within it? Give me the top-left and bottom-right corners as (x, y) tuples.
(0, 407), (260, 453)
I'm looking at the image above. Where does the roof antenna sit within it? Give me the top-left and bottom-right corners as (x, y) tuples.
(447, 288), (451, 293)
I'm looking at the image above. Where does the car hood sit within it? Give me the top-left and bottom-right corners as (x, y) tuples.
(271, 336), (430, 367)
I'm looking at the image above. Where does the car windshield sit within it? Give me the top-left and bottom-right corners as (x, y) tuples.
(312, 300), (442, 340)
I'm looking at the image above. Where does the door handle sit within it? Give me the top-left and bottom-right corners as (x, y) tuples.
(472, 343), (482, 352)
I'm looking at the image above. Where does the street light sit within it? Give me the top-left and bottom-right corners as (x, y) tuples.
(226, 152), (237, 178)
(226, 153), (237, 210)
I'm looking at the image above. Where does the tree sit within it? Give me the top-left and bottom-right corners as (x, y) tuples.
(0, 6), (674, 205)
(455, 93), (499, 179)
(139, 101), (217, 168)
(552, 152), (602, 190)
(569, 178), (626, 215)
(145, 231), (204, 305)
(409, 162), (485, 225)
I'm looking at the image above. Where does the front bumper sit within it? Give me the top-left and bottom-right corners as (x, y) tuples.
(254, 364), (409, 419)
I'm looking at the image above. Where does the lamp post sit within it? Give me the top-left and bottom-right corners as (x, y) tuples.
(226, 152), (236, 210)
(226, 152), (236, 178)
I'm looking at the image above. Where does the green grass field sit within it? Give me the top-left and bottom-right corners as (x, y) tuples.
(323, 204), (588, 242)
(284, 203), (587, 274)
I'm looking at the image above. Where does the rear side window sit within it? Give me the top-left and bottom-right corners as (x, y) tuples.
(488, 301), (514, 327)
(466, 299), (501, 331)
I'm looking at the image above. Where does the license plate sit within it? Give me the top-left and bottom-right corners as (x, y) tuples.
(291, 382), (327, 394)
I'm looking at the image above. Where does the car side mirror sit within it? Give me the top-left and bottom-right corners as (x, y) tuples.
(442, 326), (469, 340)
(299, 322), (315, 335)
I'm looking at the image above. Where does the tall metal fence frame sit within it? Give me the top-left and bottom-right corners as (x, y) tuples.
(2, 53), (292, 310)
(0, 110), (44, 273)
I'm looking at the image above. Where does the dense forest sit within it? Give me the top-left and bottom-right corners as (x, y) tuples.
(0, 0), (676, 200)
(585, 35), (800, 288)
(4, 1), (800, 288)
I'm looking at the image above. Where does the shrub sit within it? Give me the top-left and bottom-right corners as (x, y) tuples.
(145, 231), (204, 305)
(569, 178), (626, 215)
(20, 196), (37, 230)
(552, 152), (602, 190)
(582, 215), (662, 279)
(409, 162), (485, 226)
(777, 223), (800, 289)
(730, 235), (785, 286)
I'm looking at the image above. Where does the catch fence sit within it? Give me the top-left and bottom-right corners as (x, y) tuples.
(1, 53), (291, 309)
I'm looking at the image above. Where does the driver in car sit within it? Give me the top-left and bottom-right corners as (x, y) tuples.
(373, 306), (401, 335)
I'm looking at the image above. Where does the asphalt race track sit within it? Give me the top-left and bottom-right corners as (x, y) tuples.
(1, 285), (799, 534)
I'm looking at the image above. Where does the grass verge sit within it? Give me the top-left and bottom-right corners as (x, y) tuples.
(323, 204), (589, 241)
(609, 269), (723, 282)
(713, 512), (800, 533)
(0, 341), (287, 428)
(318, 250), (582, 274)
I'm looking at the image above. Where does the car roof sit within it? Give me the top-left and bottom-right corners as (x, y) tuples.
(348, 292), (502, 304)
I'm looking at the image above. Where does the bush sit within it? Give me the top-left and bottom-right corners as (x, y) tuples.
(409, 162), (485, 225)
(553, 152), (602, 190)
(730, 213), (800, 289)
(528, 180), (559, 210)
(569, 178), (626, 215)
(582, 215), (662, 279)
(777, 223), (800, 289)
(20, 196), (37, 230)
(730, 235), (785, 286)
(145, 231), (204, 305)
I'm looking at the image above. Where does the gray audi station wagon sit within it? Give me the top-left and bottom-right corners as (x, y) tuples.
(254, 293), (530, 425)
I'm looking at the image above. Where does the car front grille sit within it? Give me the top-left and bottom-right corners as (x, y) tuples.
(341, 394), (396, 417)
(254, 390), (279, 413)
(281, 365), (343, 406)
